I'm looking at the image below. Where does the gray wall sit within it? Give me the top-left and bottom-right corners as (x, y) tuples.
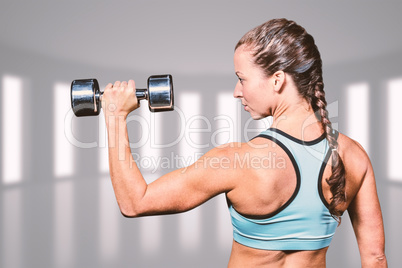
(1, 1), (401, 267)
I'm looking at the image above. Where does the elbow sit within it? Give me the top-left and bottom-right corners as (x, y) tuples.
(118, 202), (141, 218)
(370, 243), (387, 266)
(116, 191), (151, 218)
(120, 210), (137, 218)
(362, 252), (387, 267)
(120, 207), (136, 218)
(373, 254), (387, 267)
(116, 191), (148, 218)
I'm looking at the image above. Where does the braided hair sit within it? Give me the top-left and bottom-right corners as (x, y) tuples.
(236, 19), (346, 217)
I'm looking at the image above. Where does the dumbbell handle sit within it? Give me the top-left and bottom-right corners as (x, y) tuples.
(97, 88), (148, 102)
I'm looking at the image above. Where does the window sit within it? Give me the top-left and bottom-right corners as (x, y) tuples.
(2, 75), (23, 184)
(388, 78), (402, 181)
(54, 82), (74, 177)
(178, 92), (202, 251)
(346, 83), (370, 154)
(215, 92), (239, 249)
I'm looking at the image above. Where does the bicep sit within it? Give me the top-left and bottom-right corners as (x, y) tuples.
(135, 148), (237, 216)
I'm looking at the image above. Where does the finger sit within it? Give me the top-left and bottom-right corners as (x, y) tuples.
(120, 81), (128, 88)
(105, 83), (113, 91)
(128, 79), (135, 90)
(113, 81), (121, 88)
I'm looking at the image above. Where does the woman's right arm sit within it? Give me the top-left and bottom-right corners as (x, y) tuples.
(347, 148), (387, 267)
(102, 80), (242, 217)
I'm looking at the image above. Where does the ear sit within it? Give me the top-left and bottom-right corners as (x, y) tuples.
(272, 71), (285, 92)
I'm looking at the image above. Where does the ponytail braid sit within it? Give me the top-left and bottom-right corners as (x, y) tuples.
(313, 81), (346, 217)
(236, 18), (346, 217)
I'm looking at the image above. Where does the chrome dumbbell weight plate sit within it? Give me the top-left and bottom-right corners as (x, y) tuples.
(71, 79), (101, 117)
(148, 75), (174, 112)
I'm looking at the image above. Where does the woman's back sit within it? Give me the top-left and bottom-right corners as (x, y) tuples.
(225, 126), (372, 267)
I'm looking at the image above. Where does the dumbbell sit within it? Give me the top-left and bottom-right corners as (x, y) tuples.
(71, 74), (174, 117)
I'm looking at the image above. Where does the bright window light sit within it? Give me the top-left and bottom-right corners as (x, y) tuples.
(215, 92), (240, 248)
(214, 92), (241, 145)
(180, 92), (203, 164)
(54, 82), (74, 177)
(2, 75), (22, 184)
(178, 92), (202, 251)
(136, 104), (163, 252)
(346, 83), (370, 154)
(388, 78), (402, 181)
(98, 110), (109, 173)
(136, 103), (159, 175)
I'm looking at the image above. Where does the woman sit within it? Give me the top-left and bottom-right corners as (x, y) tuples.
(102, 19), (387, 267)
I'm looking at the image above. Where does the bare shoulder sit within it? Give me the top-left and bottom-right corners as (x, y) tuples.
(195, 142), (249, 171)
(206, 142), (255, 165)
(208, 142), (247, 157)
(338, 133), (371, 170)
(337, 132), (373, 192)
(201, 140), (272, 172)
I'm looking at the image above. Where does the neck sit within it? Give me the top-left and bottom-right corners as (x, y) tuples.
(270, 98), (323, 140)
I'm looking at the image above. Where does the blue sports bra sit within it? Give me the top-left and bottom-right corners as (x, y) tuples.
(229, 128), (339, 251)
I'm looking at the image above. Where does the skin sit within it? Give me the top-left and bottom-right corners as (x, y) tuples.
(101, 45), (387, 267)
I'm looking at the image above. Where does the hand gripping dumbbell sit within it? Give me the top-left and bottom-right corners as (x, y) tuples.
(71, 74), (174, 117)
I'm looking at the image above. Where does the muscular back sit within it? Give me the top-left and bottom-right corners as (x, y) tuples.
(226, 136), (298, 218)
(224, 131), (375, 267)
(226, 131), (369, 220)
